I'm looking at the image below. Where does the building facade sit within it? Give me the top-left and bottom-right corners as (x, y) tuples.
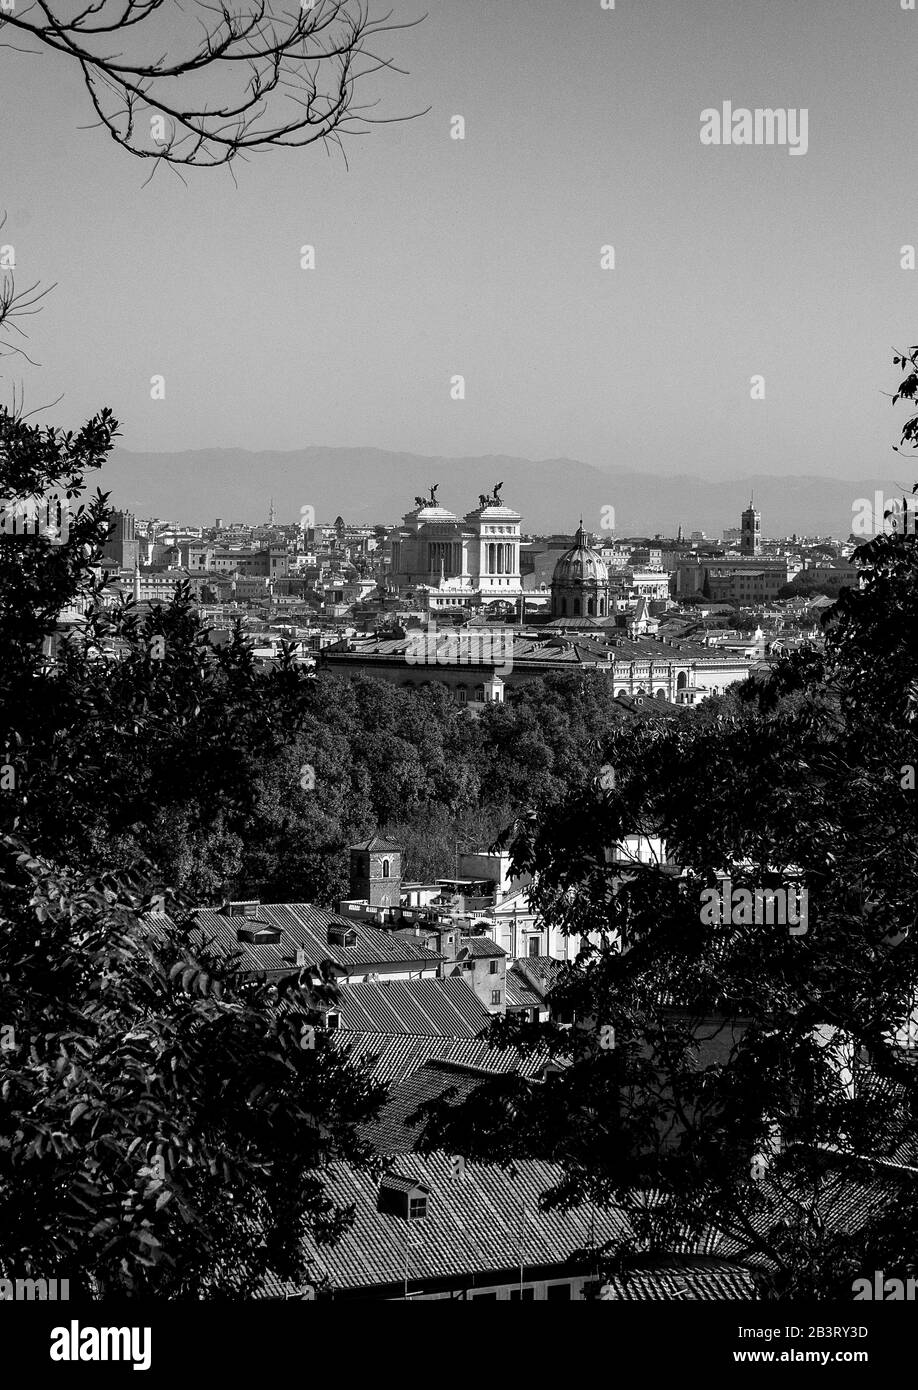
(387, 485), (522, 612)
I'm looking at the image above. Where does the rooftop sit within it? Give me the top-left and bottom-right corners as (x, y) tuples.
(334, 976), (490, 1036)
(258, 1156), (758, 1297)
(156, 903), (443, 974)
(331, 1032), (551, 1085)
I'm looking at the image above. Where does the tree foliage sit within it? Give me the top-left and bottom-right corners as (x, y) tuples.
(412, 351), (918, 1300)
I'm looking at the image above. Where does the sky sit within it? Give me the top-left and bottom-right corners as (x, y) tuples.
(1, 0), (916, 479)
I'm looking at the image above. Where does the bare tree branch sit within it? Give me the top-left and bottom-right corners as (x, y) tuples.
(0, 1), (428, 168)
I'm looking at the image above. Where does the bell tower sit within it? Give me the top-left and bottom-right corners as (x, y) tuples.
(741, 497), (761, 556)
(349, 836), (403, 908)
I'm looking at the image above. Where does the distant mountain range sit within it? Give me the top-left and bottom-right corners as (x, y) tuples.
(100, 446), (907, 538)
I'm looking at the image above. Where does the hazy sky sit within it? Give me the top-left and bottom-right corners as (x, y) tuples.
(2, 0), (916, 478)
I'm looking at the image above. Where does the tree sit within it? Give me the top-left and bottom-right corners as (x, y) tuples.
(1, 1), (424, 169)
(0, 406), (388, 1295)
(0, 843), (386, 1297)
(411, 352), (918, 1301)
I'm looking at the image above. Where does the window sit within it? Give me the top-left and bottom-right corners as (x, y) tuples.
(381, 859), (390, 879)
(489, 959), (499, 975)
(491, 990), (502, 1005)
(510, 1288), (535, 1301)
(408, 1196), (427, 1220)
(546, 1283), (572, 1301)
(528, 936), (540, 957)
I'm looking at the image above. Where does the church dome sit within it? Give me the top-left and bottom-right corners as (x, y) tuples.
(551, 524), (609, 587)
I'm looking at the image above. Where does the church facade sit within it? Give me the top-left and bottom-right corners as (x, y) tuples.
(387, 484), (523, 612)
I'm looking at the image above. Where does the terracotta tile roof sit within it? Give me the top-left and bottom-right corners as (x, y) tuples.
(458, 938), (506, 959)
(335, 977), (490, 1036)
(599, 1262), (756, 1300)
(268, 1154), (635, 1293)
(331, 1032), (549, 1085)
(506, 957), (565, 1010)
(168, 903), (443, 973)
(350, 835), (404, 853)
(505, 972), (545, 1011)
(361, 1060), (500, 1153)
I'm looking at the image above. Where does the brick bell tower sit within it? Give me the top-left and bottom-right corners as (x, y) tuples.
(349, 835), (403, 909)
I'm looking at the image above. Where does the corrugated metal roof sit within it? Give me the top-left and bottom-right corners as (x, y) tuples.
(335, 977), (490, 1036)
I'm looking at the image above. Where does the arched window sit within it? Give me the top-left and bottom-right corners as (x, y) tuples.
(574, 598), (581, 616)
(560, 597), (567, 616)
(617, 689), (627, 697)
(381, 859), (390, 879)
(587, 598), (595, 616)
(656, 689), (666, 701)
(677, 671), (688, 690)
(598, 597), (605, 616)
(474, 684), (485, 701)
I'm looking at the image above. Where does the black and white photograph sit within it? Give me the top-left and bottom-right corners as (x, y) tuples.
(0, 0), (915, 1370)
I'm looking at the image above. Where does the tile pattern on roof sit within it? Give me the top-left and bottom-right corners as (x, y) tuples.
(350, 835), (404, 853)
(332, 1032), (549, 1085)
(335, 976), (490, 1036)
(362, 1060), (509, 1153)
(506, 956), (565, 1009)
(296, 1153), (635, 1291)
(459, 938), (506, 959)
(156, 904), (443, 973)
